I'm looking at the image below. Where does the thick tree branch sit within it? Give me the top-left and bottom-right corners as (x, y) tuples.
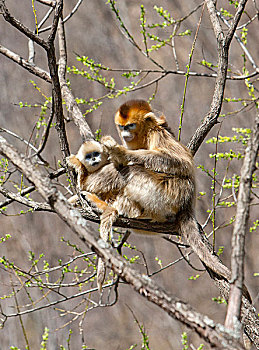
(47, 0), (63, 44)
(204, 0), (224, 42)
(0, 135), (248, 350)
(225, 114), (259, 332)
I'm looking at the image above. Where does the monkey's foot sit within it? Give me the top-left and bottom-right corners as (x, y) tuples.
(100, 207), (117, 242)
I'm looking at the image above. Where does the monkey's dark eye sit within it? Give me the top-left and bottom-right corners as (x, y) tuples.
(118, 125), (124, 130)
(127, 123), (136, 130)
(92, 152), (100, 157)
(85, 154), (91, 160)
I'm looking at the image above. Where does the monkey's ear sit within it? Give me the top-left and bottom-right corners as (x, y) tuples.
(66, 155), (82, 169)
(143, 111), (157, 122)
(155, 114), (166, 125)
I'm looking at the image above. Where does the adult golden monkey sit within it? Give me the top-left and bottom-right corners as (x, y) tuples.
(100, 100), (233, 283)
(68, 100), (229, 281)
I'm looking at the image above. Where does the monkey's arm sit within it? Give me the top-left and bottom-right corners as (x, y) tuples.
(66, 155), (90, 189)
(101, 136), (191, 175)
(66, 154), (83, 170)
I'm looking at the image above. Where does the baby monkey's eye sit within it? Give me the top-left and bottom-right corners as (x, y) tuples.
(85, 154), (92, 160)
(92, 152), (100, 158)
(118, 125), (124, 131)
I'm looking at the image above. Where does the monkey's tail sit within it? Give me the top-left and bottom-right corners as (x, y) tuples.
(179, 215), (230, 281)
(179, 214), (252, 303)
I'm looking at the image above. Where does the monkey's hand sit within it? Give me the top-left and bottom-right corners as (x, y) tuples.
(101, 135), (128, 167)
(101, 135), (118, 148)
(66, 155), (81, 171)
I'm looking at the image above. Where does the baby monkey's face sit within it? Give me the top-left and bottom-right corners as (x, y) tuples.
(77, 140), (108, 173)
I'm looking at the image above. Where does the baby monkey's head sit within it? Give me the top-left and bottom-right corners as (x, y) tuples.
(77, 140), (109, 173)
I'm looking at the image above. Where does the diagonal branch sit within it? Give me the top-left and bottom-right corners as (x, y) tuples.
(0, 186), (53, 212)
(225, 0), (249, 46)
(187, 0), (248, 155)
(47, 0), (63, 44)
(0, 134), (248, 350)
(0, 44), (51, 83)
(0, 0), (48, 50)
(36, 0), (55, 6)
(57, 16), (94, 140)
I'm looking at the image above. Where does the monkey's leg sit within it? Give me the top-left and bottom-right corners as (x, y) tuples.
(86, 193), (110, 211)
(97, 206), (118, 292)
(86, 193), (118, 291)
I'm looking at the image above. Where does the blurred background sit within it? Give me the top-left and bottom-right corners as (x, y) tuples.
(0, 0), (258, 348)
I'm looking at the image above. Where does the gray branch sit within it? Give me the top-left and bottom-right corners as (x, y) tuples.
(0, 134), (248, 350)
(225, 114), (259, 333)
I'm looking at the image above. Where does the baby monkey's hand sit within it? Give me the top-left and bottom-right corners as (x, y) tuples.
(101, 135), (128, 167)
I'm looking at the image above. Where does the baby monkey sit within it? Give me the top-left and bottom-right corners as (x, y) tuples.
(66, 139), (144, 221)
(67, 140), (109, 207)
(67, 139), (144, 290)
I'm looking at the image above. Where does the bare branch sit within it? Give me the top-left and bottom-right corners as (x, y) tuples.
(0, 44), (51, 83)
(225, 113), (259, 332)
(0, 127), (39, 153)
(36, 0), (55, 6)
(219, 10), (258, 70)
(47, 0), (63, 44)
(57, 17), (94, 140)
(38, 0), (84, 34)
(0, 168), (65, 210)
(205, 0), (224, 42)
(0, 186), (53, 212)
(225, 0), (249, 46)
(187, 0), (248, 155)
(0, 0), (48, 50)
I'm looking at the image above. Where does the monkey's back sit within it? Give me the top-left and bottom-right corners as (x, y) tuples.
(119, 165), (195, 222)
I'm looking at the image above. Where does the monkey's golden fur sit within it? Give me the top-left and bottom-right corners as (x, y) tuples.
(67, 101), (252, 336)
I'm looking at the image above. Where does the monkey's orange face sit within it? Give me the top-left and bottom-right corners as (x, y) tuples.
(117, 123), (137, 142)
(114, 109), (147, 149)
